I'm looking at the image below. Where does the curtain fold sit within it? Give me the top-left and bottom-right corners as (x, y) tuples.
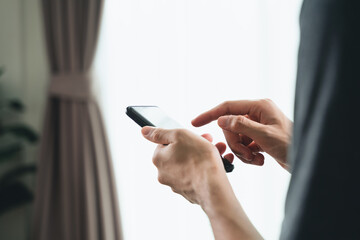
(33, 1), (122, 239)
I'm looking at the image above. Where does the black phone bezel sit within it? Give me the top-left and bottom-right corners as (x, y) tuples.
(126, 106), (158, 127)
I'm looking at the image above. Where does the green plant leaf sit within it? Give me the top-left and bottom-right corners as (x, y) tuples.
(8, 99), (25, 112)
(0, 142), (22, 163)
(1, 124), (39, 143)
(0, 182), (33, 215)
(0, 164), (36, 186)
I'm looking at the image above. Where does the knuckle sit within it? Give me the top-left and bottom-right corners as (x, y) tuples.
(236, 115), (246, 125)
(262, 126), (273, 138)
(151, 130), (161, 142)
(258, 98), (268, 106)
(260, 98), (274, 107)
(157, 175), (167, 185)
(264, 98), (273, 103)
(173, 129), (187, 141)
(152, 156), (159, 166)
(173, 129), (182, 139)
(229, 116), (245, 130)
(152, 148), (162, 166)
(222, 100), (230, 107)
(221, 101), (231, 113)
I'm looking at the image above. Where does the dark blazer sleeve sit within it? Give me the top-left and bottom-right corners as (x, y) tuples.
(280, 0), (360, 239)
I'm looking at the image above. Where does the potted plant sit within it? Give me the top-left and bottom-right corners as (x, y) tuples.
(0, 67), (38, 215)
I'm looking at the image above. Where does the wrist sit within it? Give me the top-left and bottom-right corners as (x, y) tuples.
(200, 173), (263, 240)
(197, 163), (237, 217)
(195, 155), (263, 240)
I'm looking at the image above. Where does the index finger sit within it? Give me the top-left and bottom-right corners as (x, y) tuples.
(191, 100), (255, 127)
(141, 126), (175, 144)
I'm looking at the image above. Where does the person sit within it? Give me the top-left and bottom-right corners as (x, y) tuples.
(142, 0), (360, 239)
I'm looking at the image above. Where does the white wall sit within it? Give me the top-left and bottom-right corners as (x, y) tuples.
(95, 0), (303, 239)
(0, 0), (47, 239)
(0, 0), (48, 127)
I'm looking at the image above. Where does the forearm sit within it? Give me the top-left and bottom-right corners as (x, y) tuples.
(208, 204), (263, 240)
(201, 175), (263, 240)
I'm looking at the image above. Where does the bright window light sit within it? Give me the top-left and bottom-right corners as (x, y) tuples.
(94, 0), (302, 239)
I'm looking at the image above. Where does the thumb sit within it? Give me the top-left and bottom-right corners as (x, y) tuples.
(141, 126), (173, 144)
(218, 115), (266, 141)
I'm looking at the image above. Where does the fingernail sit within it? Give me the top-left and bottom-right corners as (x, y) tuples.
(218, 116), (230, 128)
(141, 127), (152, 136)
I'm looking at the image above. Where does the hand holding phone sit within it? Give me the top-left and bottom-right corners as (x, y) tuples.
(126, 106), (234, 173)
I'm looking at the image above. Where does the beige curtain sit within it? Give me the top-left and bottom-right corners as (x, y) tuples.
(33, 0), (122, 239)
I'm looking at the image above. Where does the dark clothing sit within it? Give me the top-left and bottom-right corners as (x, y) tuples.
(281, 0), (360, 239)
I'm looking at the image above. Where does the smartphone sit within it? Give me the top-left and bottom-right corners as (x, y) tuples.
(126, 106), (182, 129)
(126, 106), (234, 173)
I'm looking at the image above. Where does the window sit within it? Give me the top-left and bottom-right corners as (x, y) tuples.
(94, 0), (302, 239)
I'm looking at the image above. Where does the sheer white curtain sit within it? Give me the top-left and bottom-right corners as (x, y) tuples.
(94, 0), (302, 239)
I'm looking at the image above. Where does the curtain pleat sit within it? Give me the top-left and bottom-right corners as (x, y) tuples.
(33, 0), (122, 239)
